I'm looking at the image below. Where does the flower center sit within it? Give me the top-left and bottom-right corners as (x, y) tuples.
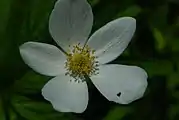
(65, 43), (99, 81)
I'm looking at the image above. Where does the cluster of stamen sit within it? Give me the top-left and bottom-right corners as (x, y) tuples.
(65, 43), (99, 82)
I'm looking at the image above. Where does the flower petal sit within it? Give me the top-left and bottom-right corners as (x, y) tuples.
(20, 42), (66, 76)
(49, 0), (93, 51)
(42, 75), (88, 113)
(87, 17), (136, 64)
(91, 64), (147, 104)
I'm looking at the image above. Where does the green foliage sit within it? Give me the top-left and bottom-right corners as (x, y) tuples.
(14, 71), (49, 94)
(104, 106), (131, 120)
(0, 0), (179, 120)
(11, 96), (72, 120)
(117, 5), (142, 17)
(152, 28), (166, 51)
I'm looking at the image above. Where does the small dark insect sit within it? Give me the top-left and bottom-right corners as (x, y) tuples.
(117, 92), (121, 97)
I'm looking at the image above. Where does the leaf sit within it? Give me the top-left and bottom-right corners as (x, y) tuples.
(0, 98), (5, 120)
(118, 5), (142, 17)
(167, 72), (179, 101)
(151, 28), (166, 51)
(26, 0), (56, 42)
(139, 60), (173, 77)
(11, 96), (72, 120)
(169, 104), (179, 120)
(148, 5), (168, 30)
(9, 109), (18, 120)
(167, 73), (179, 91)
(169, 38), (179, 52)
(0, 0), (56, 90)
(88, 0), (100, 6)
(104, 106), (131, 120)
(0, 0), (12, 35)
(14, 71), (50, 94)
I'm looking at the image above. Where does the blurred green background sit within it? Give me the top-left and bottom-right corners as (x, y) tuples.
(0, 0), (179, 120)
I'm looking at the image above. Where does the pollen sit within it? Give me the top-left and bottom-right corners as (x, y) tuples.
(65, 43), (99, 81)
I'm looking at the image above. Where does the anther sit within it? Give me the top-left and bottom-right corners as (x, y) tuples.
(64, 43), (99, 81)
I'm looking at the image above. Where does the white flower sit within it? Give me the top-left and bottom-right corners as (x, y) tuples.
(19, 0), (148, 113)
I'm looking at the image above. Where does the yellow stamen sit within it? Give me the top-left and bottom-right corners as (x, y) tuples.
(65, 43), (99, 81)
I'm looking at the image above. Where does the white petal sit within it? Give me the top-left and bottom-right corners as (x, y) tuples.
(42, 75), (88, 113)
(91, 64), (147, 104)
(20, 42), (66, 76)
(49, 0), (93, 51)
(87, 17), (136, 64)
